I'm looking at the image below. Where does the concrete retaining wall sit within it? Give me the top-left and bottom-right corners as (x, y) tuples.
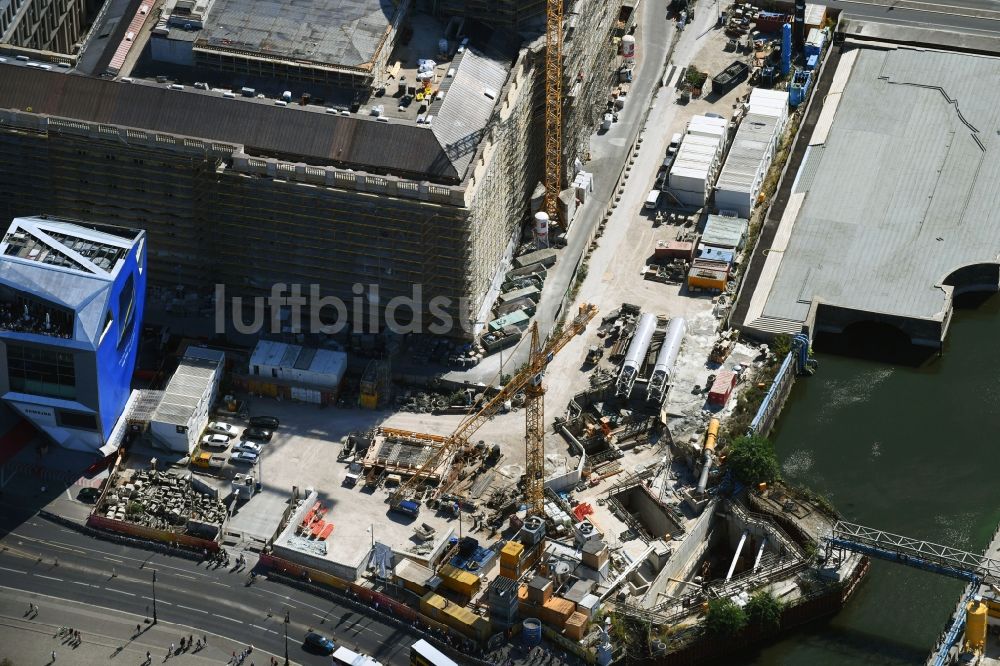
(643, 499), (717, 608)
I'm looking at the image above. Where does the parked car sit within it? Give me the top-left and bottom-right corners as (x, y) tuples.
(303, 632), (336, 655)
(207, 421), (238, 438)
(233, 441), (262, 455)
(201, 434), (230, 449)
(248, 416), (280, 429)
(242, 427), (272, 442)
(230, 450), (259, 465)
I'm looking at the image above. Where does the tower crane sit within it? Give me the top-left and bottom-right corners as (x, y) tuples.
(388, 303), (598, 513)
(543, 0), (564, 222)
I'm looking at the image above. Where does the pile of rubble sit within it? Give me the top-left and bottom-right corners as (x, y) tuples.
(100, 469), (227, 533)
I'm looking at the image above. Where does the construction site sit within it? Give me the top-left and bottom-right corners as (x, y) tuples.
(13, 0), (1000, 658)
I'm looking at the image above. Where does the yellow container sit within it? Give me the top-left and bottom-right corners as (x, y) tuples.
(420, 593), (490, 641)
(501, 541), (524, 565)
(564, 612), (588, 641)
(438, 564), (481, 597)
(966, 598), (988, 651)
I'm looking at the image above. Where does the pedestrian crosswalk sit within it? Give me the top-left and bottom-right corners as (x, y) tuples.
(664, 64), (681, 89)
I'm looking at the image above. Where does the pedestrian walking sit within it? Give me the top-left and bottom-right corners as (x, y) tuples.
(136, 623), (142, 635)
(188, 634), (193, 648)
(146, 651), (151, 663)
(170, 642), (174, 654)
(180, 637), (186, 650)
(112, 566), (117, 577)
(202, 634), (207, 645)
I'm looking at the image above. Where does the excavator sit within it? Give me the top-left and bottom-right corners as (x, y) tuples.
(388, 303), (598, 518)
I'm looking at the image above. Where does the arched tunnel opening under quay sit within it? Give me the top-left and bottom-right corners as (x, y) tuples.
(812, 320), (937, 366)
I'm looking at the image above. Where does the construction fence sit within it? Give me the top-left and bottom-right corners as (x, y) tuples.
(87, 514), (221, 553)
(747, 351), (795, 437)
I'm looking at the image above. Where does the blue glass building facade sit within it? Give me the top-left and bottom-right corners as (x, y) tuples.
(0, 216), (146, 452)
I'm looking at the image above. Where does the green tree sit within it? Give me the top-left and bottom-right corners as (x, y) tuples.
(772, 334), (792, 359)
(745, 590), (783, 631)
(704, 597), (746, 638)
(727, 435), (781, 486)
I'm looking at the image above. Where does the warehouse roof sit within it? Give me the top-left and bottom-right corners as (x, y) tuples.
(751, 45), (1000, 334)
(198, 0), (397, 69)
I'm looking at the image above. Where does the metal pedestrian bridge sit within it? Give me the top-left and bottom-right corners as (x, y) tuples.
(825, 521), (1000, 584)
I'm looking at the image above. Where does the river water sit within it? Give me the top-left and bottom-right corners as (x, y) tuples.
(746, 295), (1000, 665)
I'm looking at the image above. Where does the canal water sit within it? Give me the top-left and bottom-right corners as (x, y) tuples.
(747, 294), (1000, 666)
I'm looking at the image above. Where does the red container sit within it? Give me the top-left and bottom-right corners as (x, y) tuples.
(708, 371), (737, 406)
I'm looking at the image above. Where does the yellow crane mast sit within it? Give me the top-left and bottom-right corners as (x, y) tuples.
(543, 0), (564, 221)
(388, 304), (597, 511)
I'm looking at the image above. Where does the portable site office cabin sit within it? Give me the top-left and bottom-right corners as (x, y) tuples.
(687, 114), (727, 140)
(713, 98), (785, 218)
(668, 134), (723, 206)
(666, 114), (728, 207)
(149, 347), (225, 453)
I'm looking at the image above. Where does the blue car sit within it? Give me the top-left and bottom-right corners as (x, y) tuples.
(303, 632), (335, 654)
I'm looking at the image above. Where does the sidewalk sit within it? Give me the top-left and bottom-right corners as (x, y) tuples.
(0, 587), (282, 665)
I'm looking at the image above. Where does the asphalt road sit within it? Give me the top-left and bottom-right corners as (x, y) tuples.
(0, 514), (425, 665)
(824, 0), (1000, 35)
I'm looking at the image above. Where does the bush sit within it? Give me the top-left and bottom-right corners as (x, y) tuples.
(705, 597), (746, 637)
(772, 334), (792, 359)
(727, 435), (780, 486)
(745, 590), (783, 630)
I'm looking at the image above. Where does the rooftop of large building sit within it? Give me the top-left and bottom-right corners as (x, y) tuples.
(0, 18), (520, 185)
(0, 216), (144, 345)
(743, 43), (1000, 341)
(192, 0), (398, 69)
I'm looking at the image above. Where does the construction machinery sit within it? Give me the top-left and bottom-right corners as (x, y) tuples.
(543, 0), (564, 221)
(389, 303), (598, 515)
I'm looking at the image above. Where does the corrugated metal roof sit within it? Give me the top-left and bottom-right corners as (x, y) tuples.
(151, 348), (224, 426)
(670, 134), (720, 180)
(0, 64), (461, 182)
(701, 214), (748, 250)
(715, 113), (780, 194)
(747, 88), (789, 118)
(249, 340), (346, 378)
(760, 46), (1000, 326)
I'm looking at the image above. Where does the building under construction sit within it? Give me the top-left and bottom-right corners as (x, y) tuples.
(0, 0), (627, 337)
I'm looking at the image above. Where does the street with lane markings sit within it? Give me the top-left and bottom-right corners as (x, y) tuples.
(0, 513), (428, 665)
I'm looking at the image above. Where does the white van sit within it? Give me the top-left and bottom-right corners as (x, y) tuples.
(644, 189), (661, 210)
(667, 132), (683, 157)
